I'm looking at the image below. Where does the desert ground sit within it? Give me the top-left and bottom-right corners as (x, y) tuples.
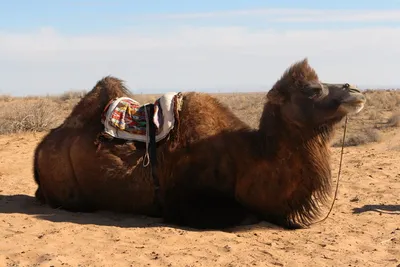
(0, 90), (399, 267)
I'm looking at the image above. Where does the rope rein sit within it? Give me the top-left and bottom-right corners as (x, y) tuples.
(313, 115), (348, 225)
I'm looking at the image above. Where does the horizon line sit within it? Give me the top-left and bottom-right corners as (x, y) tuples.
(3, 86), (400, 98)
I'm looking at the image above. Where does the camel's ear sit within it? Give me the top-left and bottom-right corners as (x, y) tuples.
(267, 88), (285, 104)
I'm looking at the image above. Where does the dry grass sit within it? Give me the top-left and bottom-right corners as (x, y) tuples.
(332, 128), (382, 147)
(387, 112), (400, 127)
(0, 94), (12, 102)
(58, 90), (87, 101)
(363, 89), (400, 110)
(215, 92), (265, 128)
(0, 99), (60, 135)
(1, 89), (399, 148)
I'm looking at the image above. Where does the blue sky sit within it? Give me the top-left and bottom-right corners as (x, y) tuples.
(2, 0), (400, 33)
(1, 0), (400, 95)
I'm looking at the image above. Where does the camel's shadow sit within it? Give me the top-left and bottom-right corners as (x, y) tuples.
(0, 194), (163, 228)
(352, 204), (400, 215)
(0, 194), (273, 232)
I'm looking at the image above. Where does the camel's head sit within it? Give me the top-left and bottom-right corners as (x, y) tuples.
(266, 58), (366, 128)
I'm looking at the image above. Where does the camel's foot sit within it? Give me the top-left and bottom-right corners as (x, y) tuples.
(34, 186), (46, 204)
(282, 221), (305, 230)
(264, 215), (306, 230)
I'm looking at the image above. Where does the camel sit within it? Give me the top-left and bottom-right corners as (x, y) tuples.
(33, 58), (366, 230)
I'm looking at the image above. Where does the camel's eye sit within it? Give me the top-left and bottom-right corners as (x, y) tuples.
(312, 87), (322, 95)
(302, 84), (323, 99)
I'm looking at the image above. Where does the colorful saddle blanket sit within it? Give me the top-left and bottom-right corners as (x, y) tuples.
(101, 92), (182, 143)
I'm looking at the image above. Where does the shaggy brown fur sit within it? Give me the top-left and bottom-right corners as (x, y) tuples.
(33, 59), (366, 230)
(33, 77), (248, 219)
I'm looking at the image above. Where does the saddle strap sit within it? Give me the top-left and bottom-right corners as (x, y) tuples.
(142, 105), (151, 167)
(146, 104), (162, 208)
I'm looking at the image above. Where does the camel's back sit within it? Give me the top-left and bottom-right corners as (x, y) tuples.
(178, 92), (248, 143)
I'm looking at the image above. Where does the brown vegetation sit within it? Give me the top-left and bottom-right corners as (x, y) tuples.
(0, 99), (60, 135)
(1, 87), (399, 136)
(387, 112), (400, 127)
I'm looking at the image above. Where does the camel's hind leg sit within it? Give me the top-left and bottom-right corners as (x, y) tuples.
(33, 134), (95, 212)
(33, 154), (46, 204)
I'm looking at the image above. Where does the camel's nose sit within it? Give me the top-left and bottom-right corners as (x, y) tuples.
(344, 83), (361, 93)
(349, 88), (361, 94)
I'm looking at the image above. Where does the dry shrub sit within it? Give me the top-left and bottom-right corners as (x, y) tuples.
(131, 94), (159, 105)
(364, 89), (400, 111)
(333, 128), (382, 147)
(367, 110), (380, 120)
(58, 90), (87, 101)
(387, 112), (400, 127)
(0, 88), (396, 139)
(0, 95), (13, 102)
(216, 93), (265, 128)
(395, 94), (400, 106)
(0, 99), (61, 134)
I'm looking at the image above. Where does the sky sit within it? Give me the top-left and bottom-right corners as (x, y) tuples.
(1, 0), (400, 96)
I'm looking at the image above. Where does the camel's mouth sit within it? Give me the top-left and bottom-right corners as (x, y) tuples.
(340, 94), (366, 114)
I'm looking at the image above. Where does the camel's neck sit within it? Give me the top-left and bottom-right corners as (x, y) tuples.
(255, 102), (334, 198)
(258, 103), (335, 155)
(236, 103), (334, 226)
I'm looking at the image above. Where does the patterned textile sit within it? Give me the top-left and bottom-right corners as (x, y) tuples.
(100, 92), (182, 143)
(101, 98), (160, 136)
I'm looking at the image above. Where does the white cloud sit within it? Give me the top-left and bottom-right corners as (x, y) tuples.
(0, 24), (399, 96)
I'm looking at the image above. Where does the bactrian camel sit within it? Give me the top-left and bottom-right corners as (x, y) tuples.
(33, 58), (366, 229)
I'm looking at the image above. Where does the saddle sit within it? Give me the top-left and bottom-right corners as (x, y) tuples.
(101, 92), (183, 143)
(97, 92), (183, 212)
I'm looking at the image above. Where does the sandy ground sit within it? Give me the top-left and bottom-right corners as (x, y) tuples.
(0, 131), (399, 267)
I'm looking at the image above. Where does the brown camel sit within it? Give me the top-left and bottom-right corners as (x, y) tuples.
(33, 58), (366, 230)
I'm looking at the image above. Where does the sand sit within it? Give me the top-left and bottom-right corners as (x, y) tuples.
(0, 132), (399, 267)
